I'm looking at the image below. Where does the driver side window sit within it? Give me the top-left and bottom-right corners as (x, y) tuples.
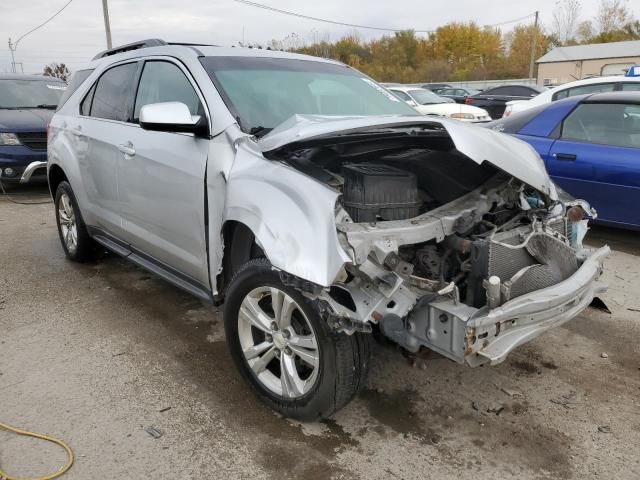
(133, 61), (201, 122)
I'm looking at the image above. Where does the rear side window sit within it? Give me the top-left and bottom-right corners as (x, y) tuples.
(133, 61), (201, 121)
(552, 82), (615, 101)
(391, 90), (412, 102)
(80, 83), (96, 116)
(57, 69), (93, 109)
(507, 86), (538, 96)
(621, 82), (640, 91)
(90, 62), (138, 122)
(562, 103), (640, 148)
(485, 86), (509, 95)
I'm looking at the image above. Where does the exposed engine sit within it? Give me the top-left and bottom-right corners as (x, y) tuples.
(270, 129), (599, 366)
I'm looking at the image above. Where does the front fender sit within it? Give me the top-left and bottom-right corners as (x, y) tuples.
(224, 143), (351, 287)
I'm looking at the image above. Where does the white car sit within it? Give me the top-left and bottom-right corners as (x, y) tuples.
(503, 74), (640, 117)
(388, 86), (491, 122)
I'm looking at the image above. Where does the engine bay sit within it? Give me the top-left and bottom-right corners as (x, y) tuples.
(262, 125), (602, 366)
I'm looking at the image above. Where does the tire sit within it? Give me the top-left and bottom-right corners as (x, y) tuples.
(54, 181), (96, 262)
(224, 258), (371, 421)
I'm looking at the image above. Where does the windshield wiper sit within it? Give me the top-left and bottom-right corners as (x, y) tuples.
(35, 104), (58, 109)
(249, 126), (273, 138)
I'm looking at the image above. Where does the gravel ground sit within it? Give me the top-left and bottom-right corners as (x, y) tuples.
(1, 184), (639, 479)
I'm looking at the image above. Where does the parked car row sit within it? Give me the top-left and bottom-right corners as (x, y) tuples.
(504, 73), (640, 117)
(387, 85), (491, 122)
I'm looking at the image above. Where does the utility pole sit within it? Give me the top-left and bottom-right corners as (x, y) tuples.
(528, 11), (539, 82)
(8, 38), (16, 73)
(101, 0), (113, 49)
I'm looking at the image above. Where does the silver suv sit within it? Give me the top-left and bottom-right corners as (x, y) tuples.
(48, 39), (609, 421)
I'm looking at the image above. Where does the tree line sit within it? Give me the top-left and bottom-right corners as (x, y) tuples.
(264, 0), (639, 83)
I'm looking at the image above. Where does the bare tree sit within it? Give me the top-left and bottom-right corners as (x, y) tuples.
(43, 62), (70, 82)
(596, 0), (630, 33)
(552, 0), (581, 45)
(576, 20), (595, 41)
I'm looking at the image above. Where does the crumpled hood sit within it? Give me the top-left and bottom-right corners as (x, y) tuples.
(0, 108), (54, 132)
(258, 114), (554, 198)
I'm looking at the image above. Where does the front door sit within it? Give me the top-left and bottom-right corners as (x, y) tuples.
(117, 59), (210, 286)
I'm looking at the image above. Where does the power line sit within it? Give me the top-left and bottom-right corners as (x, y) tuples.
(231, 0), (435, 33)
(231, 0), (535, 33)
(485, 13), (536, 28)
(13, 0), (76, 47)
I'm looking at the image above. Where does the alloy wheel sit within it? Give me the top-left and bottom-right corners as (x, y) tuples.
(237, 286), (320, 399)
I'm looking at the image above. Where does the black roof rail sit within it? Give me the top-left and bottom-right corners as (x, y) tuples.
(92, 39), (168, 60)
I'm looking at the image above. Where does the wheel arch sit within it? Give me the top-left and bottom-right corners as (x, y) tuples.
(216, 220), (265, 297)
(47, 163), (68, 197)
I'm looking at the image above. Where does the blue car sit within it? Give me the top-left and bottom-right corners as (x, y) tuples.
(485, 91), (640, 230)
(0, 74), (66, 184)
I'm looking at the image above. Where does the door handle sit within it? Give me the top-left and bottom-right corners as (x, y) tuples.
(118, 142), (136, 157)
(70, 126), (82, 136)
(553, 153), (577, 161)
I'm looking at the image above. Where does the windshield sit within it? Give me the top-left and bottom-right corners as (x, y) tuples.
(407, 89), (445, 105)
(199, 56), (418, 133)
(0, 79), (66, 109)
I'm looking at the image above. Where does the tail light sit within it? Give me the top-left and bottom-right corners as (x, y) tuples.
(464, 97), (473, 104)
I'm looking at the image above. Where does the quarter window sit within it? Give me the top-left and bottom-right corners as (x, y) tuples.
(90, 62), (138, 122)
(133, 61), (201, 121)
(561, 103), (640, 148)
(57, 68), (93, 109)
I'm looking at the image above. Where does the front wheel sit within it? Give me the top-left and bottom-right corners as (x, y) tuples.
(224, 259), (371, 421)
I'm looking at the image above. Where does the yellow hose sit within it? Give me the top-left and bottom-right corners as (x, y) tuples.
(0, 421), (73, 480)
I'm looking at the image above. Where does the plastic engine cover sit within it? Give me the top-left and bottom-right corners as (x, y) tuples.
(342, 163), (421, 222)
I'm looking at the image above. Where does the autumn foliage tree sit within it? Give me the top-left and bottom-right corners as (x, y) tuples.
(505, 25), (551, 77)
(286, 1), (637, 84)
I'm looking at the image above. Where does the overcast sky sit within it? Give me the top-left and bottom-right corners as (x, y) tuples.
(2, 0), (638, 74)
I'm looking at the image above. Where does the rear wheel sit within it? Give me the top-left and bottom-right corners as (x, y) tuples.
(54, 181), (96, 262)
(224, 258), (371, 420)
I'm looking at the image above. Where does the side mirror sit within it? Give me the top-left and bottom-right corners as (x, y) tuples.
(406, 100), (418, 107)
(139, 102), (209, 137)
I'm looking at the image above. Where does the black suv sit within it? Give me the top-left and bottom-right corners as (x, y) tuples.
(465, 84), (545, 119)
(0, 74), (66, 183)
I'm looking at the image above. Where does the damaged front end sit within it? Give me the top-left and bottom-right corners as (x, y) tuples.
(328, 179), (608, 366)
(263, 116), (609, 367)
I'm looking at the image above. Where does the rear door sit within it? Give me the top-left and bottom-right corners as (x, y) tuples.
(117, 59), (210, 286)
(75, 61), (139, 236)
(547, 102), (640, 226)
